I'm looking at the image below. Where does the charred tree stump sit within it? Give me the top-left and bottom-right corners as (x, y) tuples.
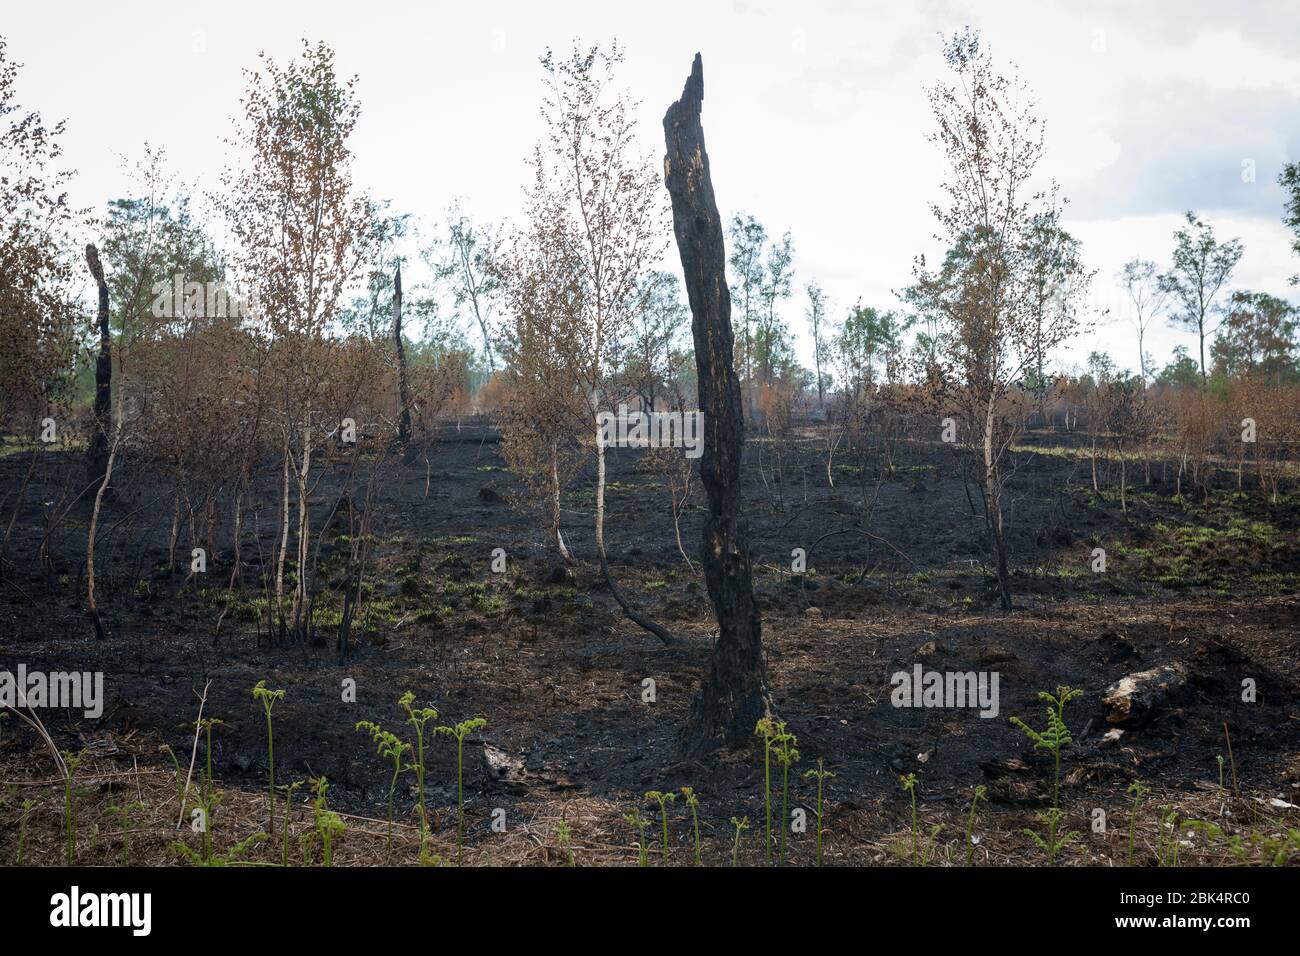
(663, 54), (770, 755)
(85, 244), (112, 489)
(1102, 664), (1189, 726)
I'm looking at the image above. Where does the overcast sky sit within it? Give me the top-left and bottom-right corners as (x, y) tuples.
(7, 0), (1299, 374)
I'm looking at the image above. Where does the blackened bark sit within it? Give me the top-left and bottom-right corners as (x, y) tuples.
(85, 244), (112, 487)
(393, 264), (413, 452)
(663, 55), (770, 756)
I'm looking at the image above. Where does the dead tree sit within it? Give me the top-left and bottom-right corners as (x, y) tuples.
(663, 54), (770, 755)
(85, 244), (112, 487)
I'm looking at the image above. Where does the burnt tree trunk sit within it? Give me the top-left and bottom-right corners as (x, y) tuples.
(85, 244), (112, 488)
(663, 54), (770, 756)
(393, 264), (413, 452)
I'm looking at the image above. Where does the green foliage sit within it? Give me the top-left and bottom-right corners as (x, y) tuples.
(1186, 818), (1300, 867)
(173, 831), (267, 868)
(555, 818), (575, 867)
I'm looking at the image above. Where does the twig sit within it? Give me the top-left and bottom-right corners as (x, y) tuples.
(177, 680), (212, 829)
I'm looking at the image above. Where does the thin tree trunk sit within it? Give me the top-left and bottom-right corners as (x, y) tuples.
(984, 399), (1012, 610)
(274, 438), (290, 639)
(551, 447), (574, 565)
(85, 245), (112, 488)
(393, 265), (413, 451)
(664, 55), (770, 755)
(87, 419), (121, 640)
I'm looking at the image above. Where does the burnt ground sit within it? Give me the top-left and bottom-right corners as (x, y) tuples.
(1, 427), (1299, 866)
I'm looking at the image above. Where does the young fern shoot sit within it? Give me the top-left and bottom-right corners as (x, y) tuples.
(680, 786), (701, 865)
(1009, 685), (1083, 865)
(356, 720), (410, 841)
(645, 790), (677, 865)
(399, 692), (438, 844)
(964, 784), (988, 866)
(771, 724), (800, 866)
(730, 815), (750, 867)
(624, 809), (650, 867)
(803, 759), (835, 866)
(755, 718), (779, 865)
(252, 680), (285, 828)
(61, 748), (86, 865)
(900, 773), (920, 865)
(436, 715), (487, 864)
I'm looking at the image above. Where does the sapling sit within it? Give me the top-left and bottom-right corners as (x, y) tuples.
(251, 680), (285, 828)
(436, 715), (487, 864)
(900, 773), (920, 865)
(623, 809), (650, 867)
(964, 784), (987, 866)
(771, 725), (800, 866)
(1009, 685), (1082, 865)
(1126, 780), (1149, 866)
(730, 815), (750, 867)
(355, 720), (410, 840)
(398, 692), (438, 843)
(803, 760), (835, 866)
(754, 717), (779, 864)
(555, 818), (575, 866)
(645, 790), (677, 865)
(680, 786), (701, 865)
